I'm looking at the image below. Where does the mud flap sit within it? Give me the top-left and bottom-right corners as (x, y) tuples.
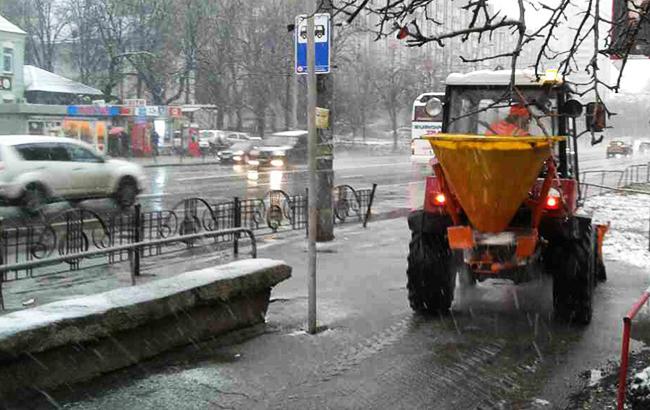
(407, 210), (453, 235)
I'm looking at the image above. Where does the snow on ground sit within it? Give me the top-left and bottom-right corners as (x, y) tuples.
(583, 193), (650, 269)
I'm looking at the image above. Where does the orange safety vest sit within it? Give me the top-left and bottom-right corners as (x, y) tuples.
(485, 120), (530, 136)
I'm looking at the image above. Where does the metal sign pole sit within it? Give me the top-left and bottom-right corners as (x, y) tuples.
(306, 15), (318, 335)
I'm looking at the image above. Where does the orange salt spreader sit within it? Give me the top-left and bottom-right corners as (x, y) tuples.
(427, 135), (563, 233)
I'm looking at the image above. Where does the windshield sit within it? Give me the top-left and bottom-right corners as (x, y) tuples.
(447, 87), (559, 136)
(263, 136), (298, 146)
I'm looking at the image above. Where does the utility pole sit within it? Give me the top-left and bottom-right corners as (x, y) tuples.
(307, 15), (318, 335)
(315, 0), (334, 242)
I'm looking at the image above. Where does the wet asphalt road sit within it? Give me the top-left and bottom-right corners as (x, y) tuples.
(5, 217), (647, 410)
(0, 143), (644, 222)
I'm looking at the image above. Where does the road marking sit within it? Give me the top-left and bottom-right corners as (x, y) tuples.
(175, 161), (413, 182)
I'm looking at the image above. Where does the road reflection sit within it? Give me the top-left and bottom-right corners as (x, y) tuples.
(269, 170), (283, 190)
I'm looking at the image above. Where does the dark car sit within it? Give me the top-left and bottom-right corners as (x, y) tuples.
(606, 140), (633, 158)
(218, 141), (256, 164)
(248, 131), (308, 168)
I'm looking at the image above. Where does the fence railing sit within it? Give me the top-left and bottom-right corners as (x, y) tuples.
(0, 184), (377, 310)
(617, 286), (650, 410)
(581, 163), (650, 200)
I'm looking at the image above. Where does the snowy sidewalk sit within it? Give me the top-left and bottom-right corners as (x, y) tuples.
(583, 192), (650, 270)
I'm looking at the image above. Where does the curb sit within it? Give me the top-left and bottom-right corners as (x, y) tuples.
(369, 207), (411, 222)
(142, 160), (221, 168)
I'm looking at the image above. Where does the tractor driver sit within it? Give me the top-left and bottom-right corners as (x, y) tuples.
(485, 104), (531, 136)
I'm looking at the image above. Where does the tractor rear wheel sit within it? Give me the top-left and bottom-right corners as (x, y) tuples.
(550, 223), (595, 325)
(406, 231), (456, 313)
(593, 230), (607, 283)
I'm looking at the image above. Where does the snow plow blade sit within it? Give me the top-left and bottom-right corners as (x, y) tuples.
(425, 134), (565, 233)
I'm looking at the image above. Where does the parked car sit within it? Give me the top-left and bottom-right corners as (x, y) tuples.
(639, 141), (650, 154)
(199, 130), (227, 146)
(606, 140), (633, 158)
(0, 136), (146, 212)
(218, 141), (256, 164)
(247, 130), (308, 168)
(225, 132), (258, 144)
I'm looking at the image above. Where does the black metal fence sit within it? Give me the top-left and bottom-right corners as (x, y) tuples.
(0, 184), (377, 309)
(581, 162), (650, 199)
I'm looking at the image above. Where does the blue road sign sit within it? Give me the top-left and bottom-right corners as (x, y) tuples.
(295, 13), (330, 75)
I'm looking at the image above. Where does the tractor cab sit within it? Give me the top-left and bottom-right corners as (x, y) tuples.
(427, 69), (576, 175)
(407, 69), (608, 325)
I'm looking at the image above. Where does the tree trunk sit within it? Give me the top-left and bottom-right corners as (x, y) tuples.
(217, 109), (225, 129)
(255, 104), (266, 138)
(236, 107), (243, 131)
(390, 107), (398, 151)
(137, 76), (143, 99)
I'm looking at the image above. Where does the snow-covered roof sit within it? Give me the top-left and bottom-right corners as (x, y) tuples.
(445, 69), (563, 86)
(23, 65), (103, 95)
(0, 15), (25, 35)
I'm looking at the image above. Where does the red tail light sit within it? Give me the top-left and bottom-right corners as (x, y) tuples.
(433, 193), (446, 206)
(545, 195), (560, 210)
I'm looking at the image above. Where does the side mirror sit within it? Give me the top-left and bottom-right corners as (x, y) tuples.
(562, 99), (583, 118)
(424, 97), (443, 117)
(586, 102), (606, 132)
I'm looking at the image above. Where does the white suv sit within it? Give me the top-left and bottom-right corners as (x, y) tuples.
(0, 136), (146, 212)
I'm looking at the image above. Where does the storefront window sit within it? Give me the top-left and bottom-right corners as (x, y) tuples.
(62, 118), (108, 153)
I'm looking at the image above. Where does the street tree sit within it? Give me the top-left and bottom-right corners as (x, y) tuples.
(330, 0), (650, 117)
(65, 0), (107, 86)
(1, 0), (67, 72)
(371, 48), (416, 150)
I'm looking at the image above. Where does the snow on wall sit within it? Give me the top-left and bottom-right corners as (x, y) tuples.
(583, 193), (650, 269)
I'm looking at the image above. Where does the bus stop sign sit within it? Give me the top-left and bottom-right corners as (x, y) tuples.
(295, 13), (331, 75)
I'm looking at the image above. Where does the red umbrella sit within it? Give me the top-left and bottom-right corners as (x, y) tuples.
(109, 127), (125, 135)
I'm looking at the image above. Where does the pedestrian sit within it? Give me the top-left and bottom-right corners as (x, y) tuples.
(151, 128), (160, 162)
(485, 104), (531, 136)
(120, 130), (130, 157)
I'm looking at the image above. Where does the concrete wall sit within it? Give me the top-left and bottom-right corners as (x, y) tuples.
(0, 112), (25, 133)
(0, 258), (291, 400)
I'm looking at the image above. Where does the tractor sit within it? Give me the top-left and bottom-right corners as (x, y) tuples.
(406, 69), (608, 324)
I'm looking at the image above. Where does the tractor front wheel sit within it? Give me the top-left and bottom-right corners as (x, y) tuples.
(549, 223), (595, 325)
(406, 231), (456, 313)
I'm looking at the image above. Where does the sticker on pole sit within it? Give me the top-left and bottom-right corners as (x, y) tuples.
(295, 13), (331, 75)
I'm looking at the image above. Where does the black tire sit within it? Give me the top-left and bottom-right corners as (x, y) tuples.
(114, 178), (138, 209)
(594, 229), (607, 283)
(21, 184), (48, 215)
(549, 222), (595, 325)
(406, 231), (456, 313)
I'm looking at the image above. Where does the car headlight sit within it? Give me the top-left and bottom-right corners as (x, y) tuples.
(233, 155), (242, 161)
(273, 151), (286, 156)
(234, 151), (244, 155)
(247, 159), (260, 166)
(271, 159), (284, 167)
